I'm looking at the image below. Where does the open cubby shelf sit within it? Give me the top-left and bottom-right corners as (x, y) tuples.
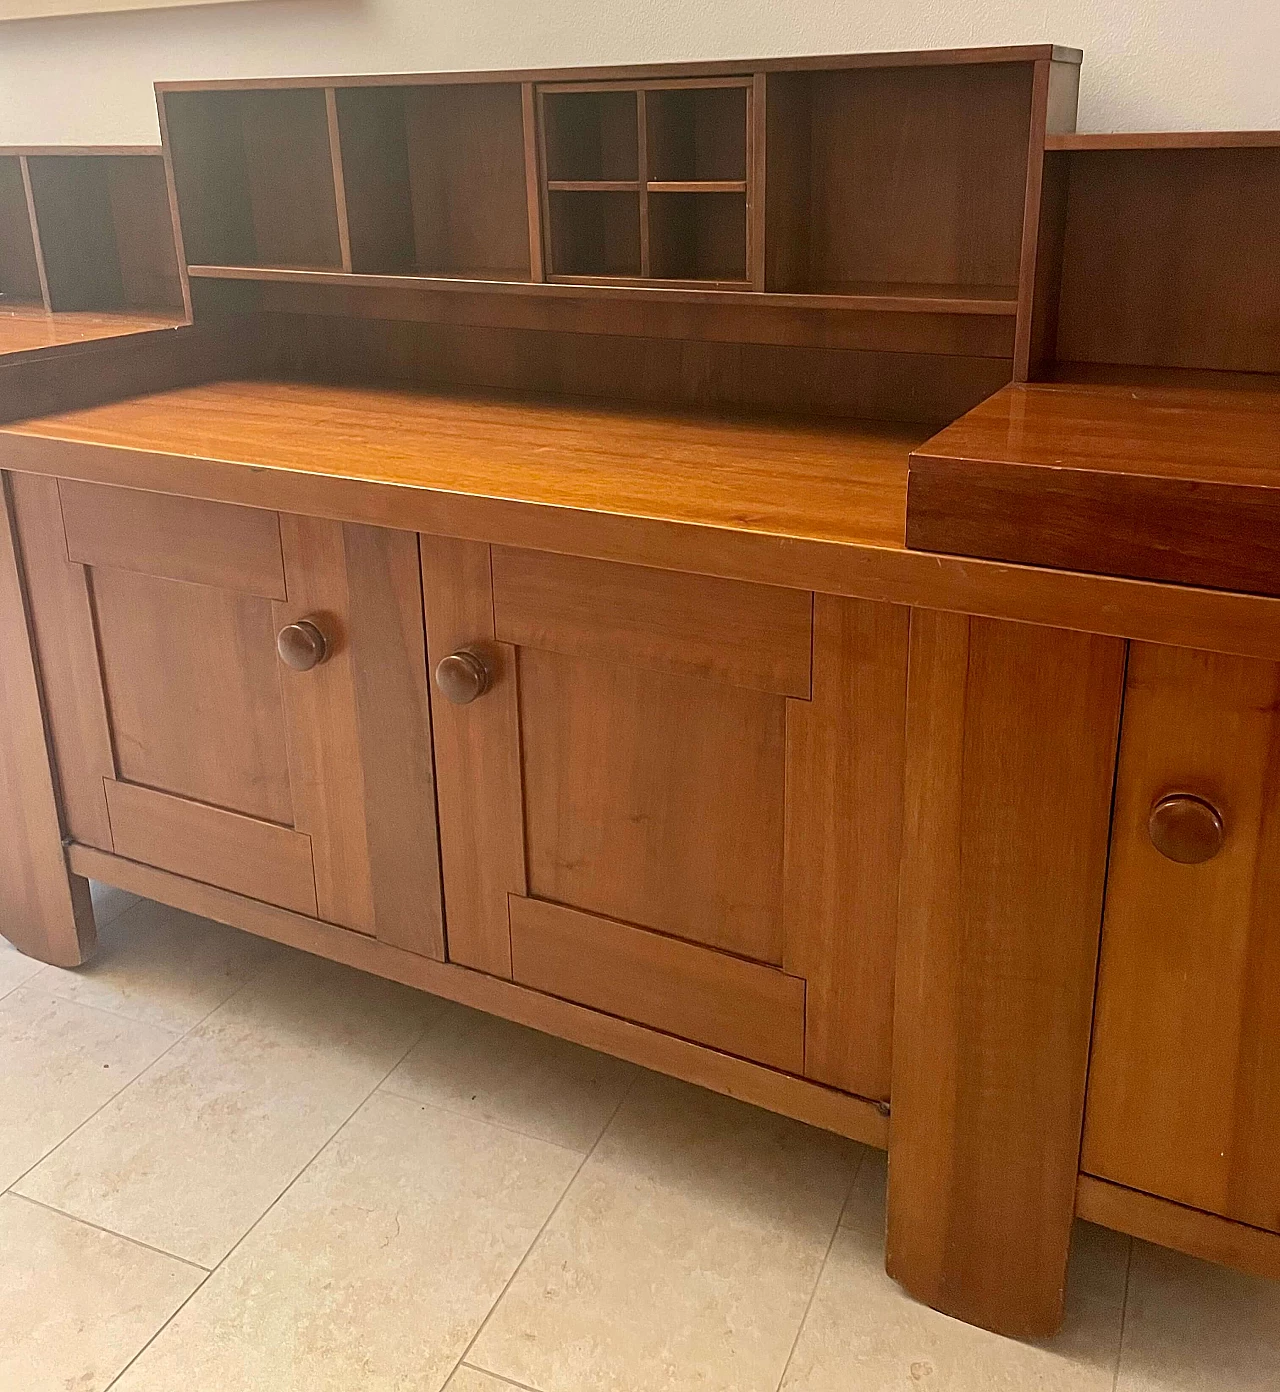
(0, 148), (183, 316)
(158, 50), (1068, 332)
(538, 78), (754, 285)
(335, 83), (533, 279)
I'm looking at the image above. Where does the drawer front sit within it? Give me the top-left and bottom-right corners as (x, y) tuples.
(1084, 642), (1280, 1233)
(509, 894), (806, 1073)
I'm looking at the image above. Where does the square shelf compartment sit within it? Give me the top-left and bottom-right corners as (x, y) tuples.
(648, 190), (747, 283)
(764, 63), (1030, 302)
(335, 84), (532, 280)
(164, 89), (344, 270)
(645, 84), (748, 185)
(541, 89), (639, 183)
(547, 189), (641, 278)
(0, 156), (42, 306)
(21, 155), (183, 312)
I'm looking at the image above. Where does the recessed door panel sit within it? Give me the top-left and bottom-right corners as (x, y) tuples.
(520, 646), (787, 964)
(92, 565), (295, 825)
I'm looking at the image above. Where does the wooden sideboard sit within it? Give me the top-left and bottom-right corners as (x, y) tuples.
(2, 45), (1279, 1342)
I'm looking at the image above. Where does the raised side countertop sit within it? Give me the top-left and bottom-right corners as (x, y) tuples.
(909, 380), (1280, 596)
(5, 374), (1280, 661)
(0, 304), (189, 362)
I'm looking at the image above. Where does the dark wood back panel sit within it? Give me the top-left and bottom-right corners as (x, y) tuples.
(261, 309), (1010, 426)
(1055, 146), (1280, 374)
(0, 157), (43, 303)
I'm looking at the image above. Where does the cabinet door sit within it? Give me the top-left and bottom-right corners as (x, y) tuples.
(1084, 642), (1280, 1233)
(13, 475), (443, 958)
(422, 537), (907, 1088)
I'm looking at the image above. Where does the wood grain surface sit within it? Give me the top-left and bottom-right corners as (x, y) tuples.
(1084, 643), (1280, 1234)
(887, 612), (1125, 1337)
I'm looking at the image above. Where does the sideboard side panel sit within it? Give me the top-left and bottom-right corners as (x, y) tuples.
(0, 472), (96, 968)
(887, 610), (1125, 1337)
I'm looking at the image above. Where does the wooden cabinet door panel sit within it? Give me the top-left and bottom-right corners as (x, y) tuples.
(420, 534), (526, 977)
(492, 545), (813, 697)
(1084, 642), (1280, 1233)
(509, 894), (806, 1072)
(520, 646), (787, 964)
(784, 594), (909, 1101)
(92, 564), (295, 823)
(104, 778), (318, 915)
(15, 476), (442, 957)
(427, 538), (906, 1086)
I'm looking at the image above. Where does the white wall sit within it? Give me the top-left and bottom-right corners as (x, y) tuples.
(0, 0), (1277, 145)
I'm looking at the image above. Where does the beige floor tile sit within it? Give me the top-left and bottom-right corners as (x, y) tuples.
(0, 986), (177, 1191)
(111, 1089), (581, 1392)
(89, 878), (141, 929)
(16, 951), (442, 1266)
(0, 937), (45, 999)
(383, 1002), (637, 1152)
(470, 1072), (862, 1392)
(0, 1191), (202, 1392)
(448, 1367), (538, 1391)
(1117, 1239), (1280, 1391)
(780, 1153), (1128, 1392)
(33, 897), (284, 1034)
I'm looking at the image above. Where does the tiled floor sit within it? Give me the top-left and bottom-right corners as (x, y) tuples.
(2, 888), (1277, 1391)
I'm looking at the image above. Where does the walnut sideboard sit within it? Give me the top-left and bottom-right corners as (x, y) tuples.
(2, 44), (1279, 1343)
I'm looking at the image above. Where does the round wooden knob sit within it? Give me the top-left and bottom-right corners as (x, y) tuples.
(276, 620), (328, 672)
(435, 648), (491, 704)
(1149, 794), (1224, 865)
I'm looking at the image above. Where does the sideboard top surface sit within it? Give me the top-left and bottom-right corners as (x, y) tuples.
(0, 376), (921, 548)
(915, 380), (1280, 488)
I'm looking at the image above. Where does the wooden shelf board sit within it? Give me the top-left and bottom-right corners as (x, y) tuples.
(0, 304), (190, 361)
(186, 263), (1018, 315)
(547, 180), (641, 192)
(1046, 131), (1280, 151)
(647, 180), (747, 193)
(0, 145), (163, 158)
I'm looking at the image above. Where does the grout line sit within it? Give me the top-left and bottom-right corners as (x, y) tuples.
(8, 1191), (211, 1272)
(773, 1144), (867, 1392)
(375, 1081), (596, 1159)
(103, 1004), (436, 1391)
(446, 1071), (640, 1387)
(1112, 1235), (1136, 1392)
(7, 979), (185, 1037)
(102, 1264), (216, 1390)
(5, 951), (282, 1199)
(459, 1362), (547, 1392)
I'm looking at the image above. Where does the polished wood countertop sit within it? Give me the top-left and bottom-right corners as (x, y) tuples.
(908, 380), (1280, 595)
(0, 376), (921, 551)
(5, 374), (1280, 661)
(0, 304), (189, 362)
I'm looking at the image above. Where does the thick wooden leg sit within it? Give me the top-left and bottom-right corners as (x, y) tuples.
(887, 612), (1125, 1337)
(0, 473), (95, 967)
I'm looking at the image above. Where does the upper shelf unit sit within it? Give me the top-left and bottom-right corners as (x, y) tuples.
(0, 147), (185, 318)
(1025, 131), (1280, 377)
(158, 45), (1081, 352)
